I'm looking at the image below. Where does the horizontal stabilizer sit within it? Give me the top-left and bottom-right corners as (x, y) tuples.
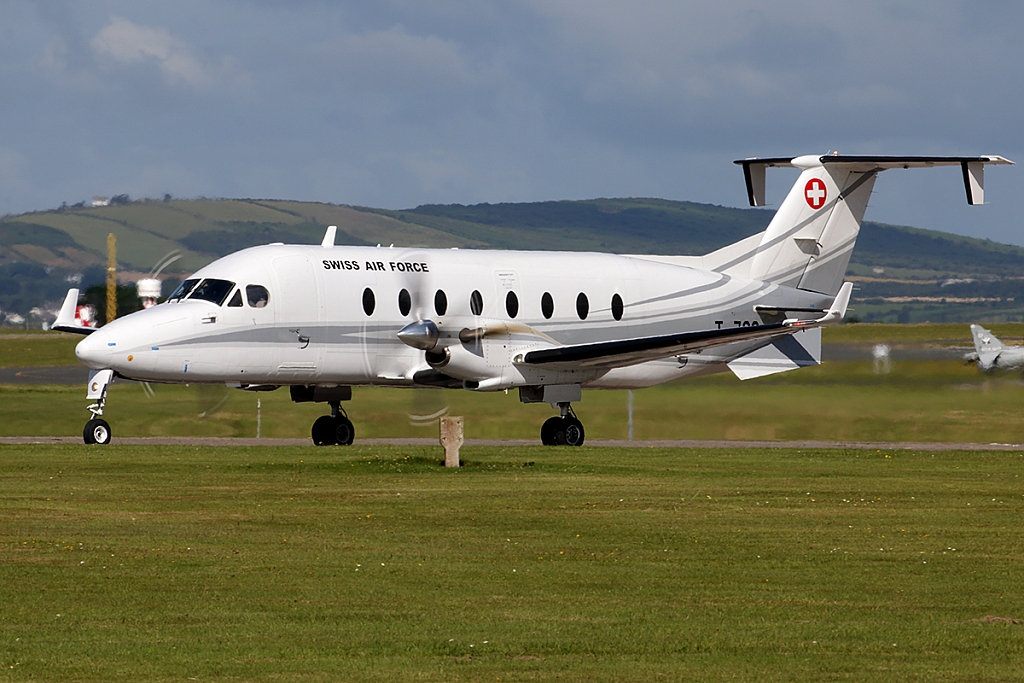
(734, 154), (1013, 207)
(728, 328), (821, 380)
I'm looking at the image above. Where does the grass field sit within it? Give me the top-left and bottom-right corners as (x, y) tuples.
(4, 325), (1024, 680)
(2, 444), (1023, 681)
(0, 332), (81, 368)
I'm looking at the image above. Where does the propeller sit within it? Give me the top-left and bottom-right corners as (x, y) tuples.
(390, 250), (453, 418)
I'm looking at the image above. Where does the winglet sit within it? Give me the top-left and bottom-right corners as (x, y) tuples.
(824, 281), (853, 321)
(321, 225), (337, 248)
(784, 282), (852, 328)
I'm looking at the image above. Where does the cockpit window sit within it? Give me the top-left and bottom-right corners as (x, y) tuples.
(227, 289), (243, 307)
(168, 278), (200, 302)
(188, 279), (236, 305)
(246, 285), (270, 308)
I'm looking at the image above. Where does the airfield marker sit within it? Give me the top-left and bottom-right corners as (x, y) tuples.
(439, 416), (464, 467)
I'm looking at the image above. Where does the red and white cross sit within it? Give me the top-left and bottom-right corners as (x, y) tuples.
(804, 178), (827, 209)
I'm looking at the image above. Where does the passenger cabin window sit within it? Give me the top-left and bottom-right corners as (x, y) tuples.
(168, 278), (200, 302)
(576, 292), (589, 320)
(505, 291), (519, 318)
(470, 290), (484, 316)
(434, 290), (448, 316)
(189, 279), (236, 306)
(398, 288), (412, 317)
(362, 288), (375, 316)
(227, 290), (243, 307)
(541, 292), (554, 319)
(246, 285), (270, 308)
(611, 293), (624, 321)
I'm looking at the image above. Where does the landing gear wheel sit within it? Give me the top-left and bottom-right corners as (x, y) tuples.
(83, 418), (111, 445)
(311, 415), (338, 446)
(541, 417), (562, 446)
(311, 414), (355, 446)
(540, 415), (586, 446)
(333, 415), (355, 446)
(562, 417), (585, 447)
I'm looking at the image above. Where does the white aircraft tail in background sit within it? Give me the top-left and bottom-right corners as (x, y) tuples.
(968, 324), (1024, 371)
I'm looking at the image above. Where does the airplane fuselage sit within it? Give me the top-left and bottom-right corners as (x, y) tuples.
(75, 244), (832, 391)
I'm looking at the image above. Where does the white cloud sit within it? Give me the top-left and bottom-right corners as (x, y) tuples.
(90, 17), (217, 88)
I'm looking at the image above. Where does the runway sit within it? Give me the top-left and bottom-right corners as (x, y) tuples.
(1, 436), (1021, 450)
(0, 365), (89, 384)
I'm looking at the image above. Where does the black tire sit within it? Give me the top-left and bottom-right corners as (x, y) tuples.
(83, 418), (111, 445)
(334, 416), (355, 446)
(540, 416), (562, 445)
(563, 417), (585, 447)
(311, 415), (338, 446)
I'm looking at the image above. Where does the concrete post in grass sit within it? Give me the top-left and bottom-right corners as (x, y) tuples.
(439, 416), (464, 467)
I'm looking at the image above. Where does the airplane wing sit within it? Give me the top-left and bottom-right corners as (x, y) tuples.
(518, 283), (851, 370)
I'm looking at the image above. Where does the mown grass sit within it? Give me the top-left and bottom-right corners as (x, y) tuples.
(827, 322), (1024, 345)
(0, 332), (81, 367)
(1, 444), (1023, 681)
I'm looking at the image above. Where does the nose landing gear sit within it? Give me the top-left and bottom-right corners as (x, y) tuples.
(84, 417), (112, 445)
(82, 369), (115, 445)
(540, 403), (585, 446)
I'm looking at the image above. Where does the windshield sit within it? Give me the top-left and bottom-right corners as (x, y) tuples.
(168, 278), (200, 302)
(188, 278), (236, 305)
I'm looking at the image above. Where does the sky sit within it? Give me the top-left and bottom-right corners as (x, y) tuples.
(2, 1), (1022, 245)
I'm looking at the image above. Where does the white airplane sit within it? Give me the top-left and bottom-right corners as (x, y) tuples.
(53, 154), (1012, 445)
(966, 324), (1024, 371)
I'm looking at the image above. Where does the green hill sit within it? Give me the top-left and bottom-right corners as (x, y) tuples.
(3, 196), (1024, 324)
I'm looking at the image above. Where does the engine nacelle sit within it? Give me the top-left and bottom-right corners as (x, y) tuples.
(425, 342), (491, 381)
(401, 316), (605, 391)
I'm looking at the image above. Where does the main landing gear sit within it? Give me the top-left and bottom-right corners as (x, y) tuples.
(83, 369), (114, 445)
(540, 403), (585, 446)
(290, 386), (355, 446)
(311, 401), (355, 446)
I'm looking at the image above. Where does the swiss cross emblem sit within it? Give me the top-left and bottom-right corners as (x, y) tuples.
(805, 178), (827, 209)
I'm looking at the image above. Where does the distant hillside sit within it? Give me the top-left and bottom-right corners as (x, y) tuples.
(3, 196), (1024, 324)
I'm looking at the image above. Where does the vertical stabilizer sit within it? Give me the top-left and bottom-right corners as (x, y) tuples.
(732, 154), (1013, 296)
(745, 156), (876, 295)
(971, 324), (1003, 369)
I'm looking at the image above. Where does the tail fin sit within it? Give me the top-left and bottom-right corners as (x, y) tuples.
(728, 154), (1013, 296)
(971, 324), (1004, 370)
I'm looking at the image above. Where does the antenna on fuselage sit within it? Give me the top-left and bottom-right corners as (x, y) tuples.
(321, 225), (337, 248)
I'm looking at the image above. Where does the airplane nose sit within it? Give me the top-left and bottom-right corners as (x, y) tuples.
(75, 332), (115, 369)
